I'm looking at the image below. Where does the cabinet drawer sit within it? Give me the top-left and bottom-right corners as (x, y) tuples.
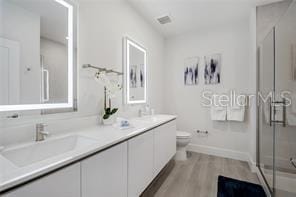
(154, 120), (176, 176)
(2, 163), (80, 197)
(128, 131), (154, 197)
(81, 142), (127, 197)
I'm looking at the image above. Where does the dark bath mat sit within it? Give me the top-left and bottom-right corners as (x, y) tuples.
(217, 176), (266, 197)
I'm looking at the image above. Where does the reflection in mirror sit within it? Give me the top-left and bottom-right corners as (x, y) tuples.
(124, 38), (147, 104)
(0, 0), (76, 112)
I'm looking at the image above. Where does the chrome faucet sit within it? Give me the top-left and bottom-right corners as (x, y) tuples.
(139, 104), (151, 117)
(36, 123), (49, 141)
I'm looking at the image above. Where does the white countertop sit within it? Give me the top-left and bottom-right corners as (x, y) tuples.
(0, 114), (176, 193)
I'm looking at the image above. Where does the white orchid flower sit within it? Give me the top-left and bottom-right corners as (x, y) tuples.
(107, 80), (122, 98)
(94, 72), (122, 98)
(94, 71), (110, 86)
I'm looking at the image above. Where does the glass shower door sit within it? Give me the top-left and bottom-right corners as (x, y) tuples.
(259, 1), (296, 196)
(274, 1), (296, 196)
(259, 28), (275, 194)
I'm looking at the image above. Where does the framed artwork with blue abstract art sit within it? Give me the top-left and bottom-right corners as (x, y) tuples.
(204, 54), (221, 85)
(184, 57), (199, 86)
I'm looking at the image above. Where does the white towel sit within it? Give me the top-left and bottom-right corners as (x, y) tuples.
(211, 106), (227, 121)
(226, 96), (246, 122)
(227, 105), (245, 122)
(113, 117), (133, 129)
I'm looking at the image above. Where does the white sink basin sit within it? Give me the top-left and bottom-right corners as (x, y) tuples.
(1, 135), (97, 167)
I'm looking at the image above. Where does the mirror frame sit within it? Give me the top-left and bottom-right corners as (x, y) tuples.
(0, 0), (75, 112)
(123, 37), (147, 104)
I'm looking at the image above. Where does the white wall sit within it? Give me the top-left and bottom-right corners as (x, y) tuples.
(78, 0), (164, 117)
(163, 19), (255, 161)
(0, 0), (165, 147)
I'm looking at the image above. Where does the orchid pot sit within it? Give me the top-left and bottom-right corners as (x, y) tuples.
(102, 115), (115, 125)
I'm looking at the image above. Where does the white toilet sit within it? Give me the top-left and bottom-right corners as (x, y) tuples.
(175, 131), (192, 161)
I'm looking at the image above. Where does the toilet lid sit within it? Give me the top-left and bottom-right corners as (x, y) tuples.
(177, 131), (191, 138)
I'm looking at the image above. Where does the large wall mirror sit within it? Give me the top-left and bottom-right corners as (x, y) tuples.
(124, 37), (147, 104)
(0, 0), (77, 112)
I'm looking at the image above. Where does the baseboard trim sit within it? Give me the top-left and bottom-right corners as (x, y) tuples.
(187, 144), (258, 171)
(247, 154), (257, 173)
(188, 144), (249, 161)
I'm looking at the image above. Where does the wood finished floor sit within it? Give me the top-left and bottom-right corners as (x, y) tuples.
(144, 152), (259, 197)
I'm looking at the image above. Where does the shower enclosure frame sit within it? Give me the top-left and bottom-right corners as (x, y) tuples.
(257, 27), (276, 196)
(257, 1), (296, 196)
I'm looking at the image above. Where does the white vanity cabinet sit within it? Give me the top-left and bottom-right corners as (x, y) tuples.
(127, 119), (177, 197)
(1, 118), (177, 197)
(81, 142), (128, 197)
(2, 163), (81, 197)
(154, 120), (176, 176)
(128, 131), (154, 197)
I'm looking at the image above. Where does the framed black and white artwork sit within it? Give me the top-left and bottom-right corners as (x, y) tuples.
(204, 54), (221, 85)
(129, 64), (144, 88)
(130, 65), (137, 88)
(184, 57), (199, 85)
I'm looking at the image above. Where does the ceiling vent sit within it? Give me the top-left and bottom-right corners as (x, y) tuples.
(156, 15), (172, 25)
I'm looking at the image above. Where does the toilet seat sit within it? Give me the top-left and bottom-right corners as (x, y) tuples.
(177, 131), (191, 138)
(175, 131), (192, 161)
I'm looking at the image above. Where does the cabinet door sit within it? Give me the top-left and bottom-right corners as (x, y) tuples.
(2, 163), (80, 197)
(81, 142), (127, 197)
(128, 131), (154, 197)
(154, 120), (176, 176)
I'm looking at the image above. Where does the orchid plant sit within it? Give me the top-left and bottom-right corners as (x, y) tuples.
(95, 71), (122, 120)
